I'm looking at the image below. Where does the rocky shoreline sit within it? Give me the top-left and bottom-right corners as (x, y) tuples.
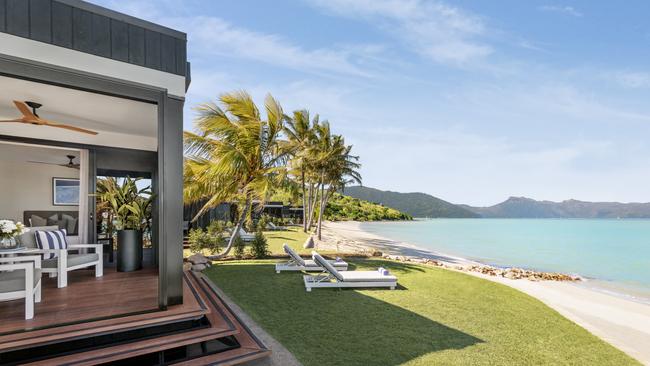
(380, 253), (581, 282)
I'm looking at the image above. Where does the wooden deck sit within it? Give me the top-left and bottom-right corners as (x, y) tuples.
(0, 268), (160, 335)
(0, 268), (270, 365)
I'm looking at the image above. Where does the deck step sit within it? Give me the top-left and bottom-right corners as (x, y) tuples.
(13, 272), (270, 366)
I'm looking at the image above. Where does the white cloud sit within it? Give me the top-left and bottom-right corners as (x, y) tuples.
(608, 71), (650, 89)
(305, 0), (493, 66)
(538, 5), (583, 17)
(174, 16), (377, 77)
(93, 0), (380, 78)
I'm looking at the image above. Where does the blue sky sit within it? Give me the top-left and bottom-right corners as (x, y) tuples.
(96, 0), (650, 206)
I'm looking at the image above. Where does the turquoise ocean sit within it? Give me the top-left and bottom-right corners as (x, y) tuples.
(359, 219), (650, 302)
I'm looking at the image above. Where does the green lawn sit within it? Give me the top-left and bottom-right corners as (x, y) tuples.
(205, 259), (639, 366)
(264, 226), (311, 255)
(183, 226), (311, 258)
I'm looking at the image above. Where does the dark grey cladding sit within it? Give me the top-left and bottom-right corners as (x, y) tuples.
(0, 0), (188, 77)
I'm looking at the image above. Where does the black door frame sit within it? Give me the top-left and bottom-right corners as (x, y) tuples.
(0, 53), (184, 308)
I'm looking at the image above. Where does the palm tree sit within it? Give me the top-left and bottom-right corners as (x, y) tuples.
(313, 127), (362, 240)
(184, 90), (288, 258)
(284, 110), (318, 232)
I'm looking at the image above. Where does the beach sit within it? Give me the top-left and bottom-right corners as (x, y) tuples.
(318, 221), (650, 365)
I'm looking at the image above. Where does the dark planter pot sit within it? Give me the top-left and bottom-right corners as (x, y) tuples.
(117, 229), (143, 272)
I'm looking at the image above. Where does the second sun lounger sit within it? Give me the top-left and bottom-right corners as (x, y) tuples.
(275, 244), (348, 273)
(303, 252), (397, 291)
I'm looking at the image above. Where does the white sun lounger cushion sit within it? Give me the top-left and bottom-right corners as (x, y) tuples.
(312, 252), (346, 281)
(283, 244), (306, 266)
(338, 271), (397, 283)
(303, 259), (347, 268)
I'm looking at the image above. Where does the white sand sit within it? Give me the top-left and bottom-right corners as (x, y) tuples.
(317, 221), (650, 365)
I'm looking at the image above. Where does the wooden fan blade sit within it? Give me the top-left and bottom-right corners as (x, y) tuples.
(27, 160), (59, 166)
(39, 119), (98, 135)
(0, 119), (22, 122)
(59, 163), (81, 170)
(13, 101), (37, 119)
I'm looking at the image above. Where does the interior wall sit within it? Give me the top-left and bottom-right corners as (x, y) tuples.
(0, 160), (79, 222)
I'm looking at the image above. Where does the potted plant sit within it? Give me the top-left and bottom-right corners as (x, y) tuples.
(0, 220), (28, 249)
(97, 177), (154, 272)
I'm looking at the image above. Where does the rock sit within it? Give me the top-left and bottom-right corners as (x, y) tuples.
(191, 263), (207, 272)
(372, 250), (383, 257)
(183, 262), (192, 271)
(303, 236), (315, 249)
(188, 253), (209, 265)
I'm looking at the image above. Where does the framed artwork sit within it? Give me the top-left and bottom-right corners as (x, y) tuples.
(53, 178), (80, 206)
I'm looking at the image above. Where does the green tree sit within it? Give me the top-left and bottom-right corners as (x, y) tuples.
(184, 91), (288, 258)
(284, 110), (318, 232)
(312, 123), (362, 240)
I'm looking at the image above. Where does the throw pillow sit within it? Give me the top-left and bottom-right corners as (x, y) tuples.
(30, 215), (47, 227)
(35, 229), (69, 260)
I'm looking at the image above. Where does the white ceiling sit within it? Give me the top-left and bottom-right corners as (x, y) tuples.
(0, 141), (78, 164)
(0, 75), (158, 151)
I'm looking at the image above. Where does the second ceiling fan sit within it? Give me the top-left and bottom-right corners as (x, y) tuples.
(0, 100), (98, 135)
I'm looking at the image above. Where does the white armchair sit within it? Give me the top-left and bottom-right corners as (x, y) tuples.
(0, 255), (42, 319)
(38, 244), (104, 288)
(16, 226), (103, 288)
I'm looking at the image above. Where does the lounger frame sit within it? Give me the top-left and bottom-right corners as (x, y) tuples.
(302, 273), (396, 292)
(274, 259), (348, 273)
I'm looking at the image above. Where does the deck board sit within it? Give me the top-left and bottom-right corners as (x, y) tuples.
(0, 268), (208, 351)
(21, 271), (270, 365)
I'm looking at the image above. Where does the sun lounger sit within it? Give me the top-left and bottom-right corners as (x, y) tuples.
(303, 252), (397, 291)
(237, 228), (255, 242)
(275, 245), (348, 273)
(266, 222), (287, 231)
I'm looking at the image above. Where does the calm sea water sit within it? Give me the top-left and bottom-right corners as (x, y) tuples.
(359, 219), (650, 300)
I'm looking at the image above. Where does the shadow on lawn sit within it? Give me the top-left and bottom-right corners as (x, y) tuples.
(266, 235), (296, 241)
(210, 262), (483, 366)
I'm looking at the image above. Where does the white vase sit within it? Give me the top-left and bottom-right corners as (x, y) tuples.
(0, 237), (17, 249)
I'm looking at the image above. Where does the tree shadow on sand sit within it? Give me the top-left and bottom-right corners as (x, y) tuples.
(210, 262), (483, 366)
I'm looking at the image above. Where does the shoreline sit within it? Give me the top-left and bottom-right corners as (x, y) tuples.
(317, 220), (650, 365)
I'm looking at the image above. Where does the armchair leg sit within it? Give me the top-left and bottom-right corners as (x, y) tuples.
(57, 251), (68, 288)
(96, 246), (104, 278)
(25, 273), (34, 320)
(58, 270), (68, 288)
(35, 281), (42, 303)
(96, 261), (103, 278)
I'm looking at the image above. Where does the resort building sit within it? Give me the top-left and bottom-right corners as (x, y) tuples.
(0, 0), (269, 364)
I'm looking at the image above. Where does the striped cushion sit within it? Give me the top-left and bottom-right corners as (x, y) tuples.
(35, 229), (69, 260)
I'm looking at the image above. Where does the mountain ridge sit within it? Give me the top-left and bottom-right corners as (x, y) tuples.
(342, 186), (479, 218)
(463, 196), (650, 218)
(342, 186), (650, 218)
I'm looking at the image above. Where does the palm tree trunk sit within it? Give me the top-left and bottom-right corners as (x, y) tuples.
(208, 197), (251, 259)
(307, 177), (322, 231)
(306, 182), (313, 231)
(316, 186), (329, 240)
(301, 167), (307, 232)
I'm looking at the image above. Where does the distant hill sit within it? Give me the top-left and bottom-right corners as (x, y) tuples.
(342, 186), (479, 218)
(463, 197), (650, 218)
(325, 193), (412, 221)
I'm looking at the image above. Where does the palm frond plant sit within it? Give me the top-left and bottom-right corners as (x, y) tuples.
(96, 177), (154, 232)
(184, 90), (289, 258)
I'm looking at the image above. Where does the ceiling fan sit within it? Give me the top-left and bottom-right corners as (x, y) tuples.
(28, 154), (80, 170)
(0, 100), (98, 135)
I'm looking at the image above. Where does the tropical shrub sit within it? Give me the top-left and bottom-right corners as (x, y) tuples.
(188, 220), (229, 255)
(249, 230), (270, 258)
(233, 236), (246, 259)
